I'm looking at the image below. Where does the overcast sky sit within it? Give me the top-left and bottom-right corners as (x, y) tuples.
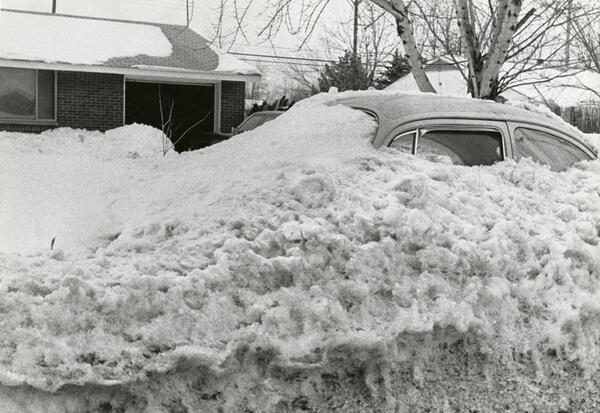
(1, 0), (350, 54)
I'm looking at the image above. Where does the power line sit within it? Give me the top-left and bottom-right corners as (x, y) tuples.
(118, 0), (183, 10)
(231, 43), (332, 56)
(121, 0), (183, 6)
(238, 58), (328, 67)
(229, 51), (335, 63)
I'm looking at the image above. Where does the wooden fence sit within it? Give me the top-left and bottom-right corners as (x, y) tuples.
(561, 103), (600, 133)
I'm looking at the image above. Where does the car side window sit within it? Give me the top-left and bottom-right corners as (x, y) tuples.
(514, 127), (590, 171)
(417, 130), (503, 166)
(389, 131), (416, 154)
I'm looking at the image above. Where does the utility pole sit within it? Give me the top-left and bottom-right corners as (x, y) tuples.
(352, 0), (359, 57)
(186, 0), (189, 26)
(52, 0), (56, 13)
(565, 0), (573, 66)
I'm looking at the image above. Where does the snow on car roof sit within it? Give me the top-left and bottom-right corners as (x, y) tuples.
(330, 90), (565, 125)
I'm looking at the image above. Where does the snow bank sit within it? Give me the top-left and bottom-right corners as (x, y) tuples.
(0, 124), (165, 254)
(586, 133), (600, 152)
(1, 93), (600, 411)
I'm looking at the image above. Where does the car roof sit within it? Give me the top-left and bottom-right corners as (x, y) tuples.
(331, 91), (578, 135)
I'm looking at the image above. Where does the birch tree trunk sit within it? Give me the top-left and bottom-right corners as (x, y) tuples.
(454, 0), (482, 97)
(370, 0), (436, 93)
(455, 0), (522, 99)
(478, 0), (522, 98)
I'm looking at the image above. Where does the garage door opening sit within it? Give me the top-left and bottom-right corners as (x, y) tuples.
(125, 81), (216, 152)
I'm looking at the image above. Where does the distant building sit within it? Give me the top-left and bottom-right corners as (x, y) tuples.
(385, 56), (469, 97)
(0, 8), (260, 139)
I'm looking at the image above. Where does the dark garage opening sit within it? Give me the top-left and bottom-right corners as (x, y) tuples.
(125, 81), (216, 152)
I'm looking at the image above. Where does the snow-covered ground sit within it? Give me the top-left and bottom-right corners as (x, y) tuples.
(1, 94), (600, 411)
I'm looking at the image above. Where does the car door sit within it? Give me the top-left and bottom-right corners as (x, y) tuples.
(384, 118), (512, 166)
(506, 122), (594, 171)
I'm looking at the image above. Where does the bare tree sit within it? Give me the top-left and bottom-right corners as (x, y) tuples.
(571, 5), (600, 74)
(282, 59), (323, 96)
(211, 0), (436, 92)
(324, 0), (398, 83)
(158, 85), (214, 155)
(407, 0), (597, 98)
(213, 0), (591, 99)
(282, 1), (398, 95)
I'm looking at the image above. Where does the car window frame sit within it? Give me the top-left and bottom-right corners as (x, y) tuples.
(349, 106), (380, 144)
(384, 119), (511, 161)
(389, 129), (418, 154)
(506, 122), (595, 164)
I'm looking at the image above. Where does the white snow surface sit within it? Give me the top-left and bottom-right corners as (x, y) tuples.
(504, 69), (600, 107)
(385, 69), (469, 96)
(0, 11), (172, 65)
(212, 47), (262, 76)
(1, 92), (600, 398)
(386, 66), (600, 107)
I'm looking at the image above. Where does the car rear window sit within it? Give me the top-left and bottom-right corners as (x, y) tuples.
(514, 127), (591, 171)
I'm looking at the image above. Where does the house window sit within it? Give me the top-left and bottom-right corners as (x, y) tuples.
(0, 68), (55, 121)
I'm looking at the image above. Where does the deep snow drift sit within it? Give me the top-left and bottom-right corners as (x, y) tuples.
(1, 93), (600, 412)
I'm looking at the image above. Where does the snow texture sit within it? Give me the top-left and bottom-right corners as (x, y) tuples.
(212, 47), (262, 76)
(386, 66), (600, 107)
(1, 92), (600, 411)
(386, 69), (469, 96)
(0, 11), (172, 65)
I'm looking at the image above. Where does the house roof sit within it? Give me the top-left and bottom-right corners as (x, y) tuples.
(0, 9), (260, 82)
(386, 69), (469, 97)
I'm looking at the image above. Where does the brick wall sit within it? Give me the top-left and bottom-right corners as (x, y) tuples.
(0, 124), (55, 133)
(1, 72), (245, 135)
(220, 81), (245, 133)
(57, 71), (124, 131)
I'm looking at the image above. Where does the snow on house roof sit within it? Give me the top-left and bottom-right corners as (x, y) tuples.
(0, 9), (260, 80)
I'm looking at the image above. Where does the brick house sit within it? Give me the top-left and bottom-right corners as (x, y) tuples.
(0, 9), (260, 147)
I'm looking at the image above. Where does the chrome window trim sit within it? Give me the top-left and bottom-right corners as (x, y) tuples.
(389, 129), (418, 155)
(508, 122), (596, 161)
(418, 125), (506, 161)
(384, 120), (508, 161)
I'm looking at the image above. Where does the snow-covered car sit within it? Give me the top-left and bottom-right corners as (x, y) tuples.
(2, 91), (600, 412)
(232, 110), (283, 135)
(331, 93), (598, 171)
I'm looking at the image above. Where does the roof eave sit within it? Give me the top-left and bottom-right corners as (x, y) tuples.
(0, 58), (261, 83)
